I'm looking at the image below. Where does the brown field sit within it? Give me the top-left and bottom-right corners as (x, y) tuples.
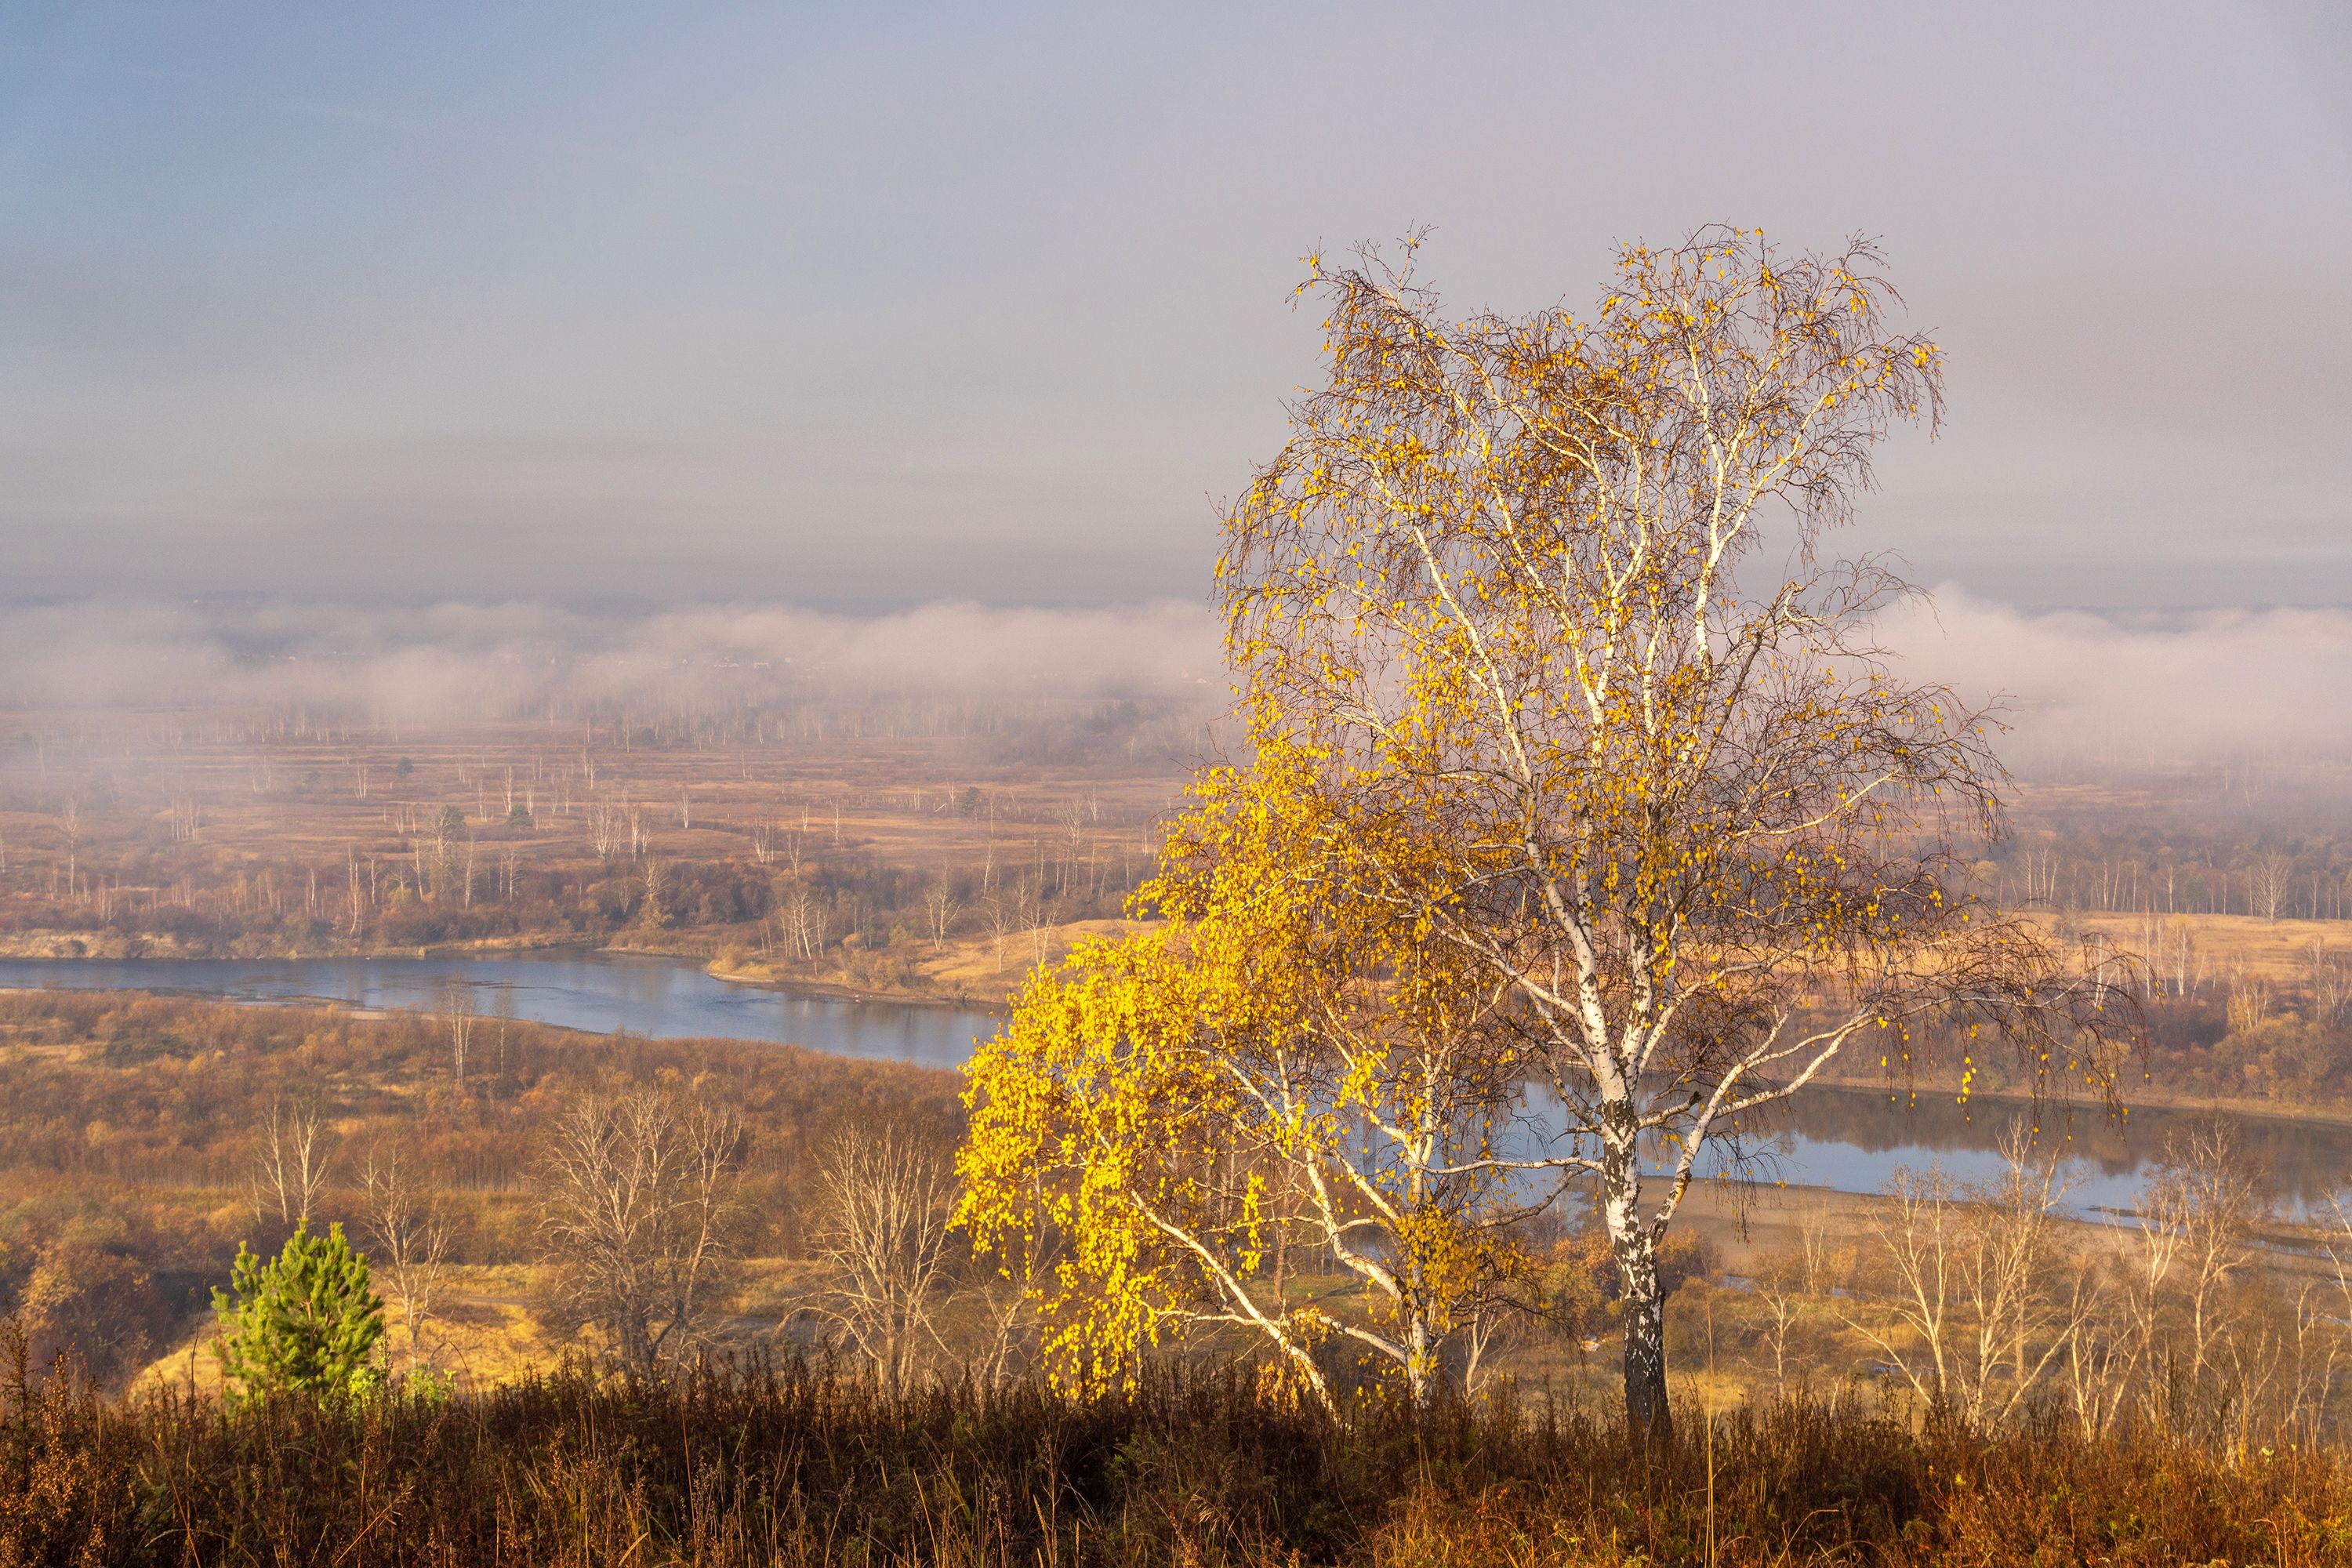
(2070, 909), (2346, 981)
(0, 699), (1205, 1004)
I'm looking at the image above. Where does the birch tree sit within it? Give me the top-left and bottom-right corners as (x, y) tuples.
(1203, 227), (2138, 1434)
(809, 1125), (956, 1392)
(254, 1098), (332, 1228)
(360, 1151), (452, 1368)
(441, 978), (477, 1083)
(1849, 1127), (2082, 1427)
(963, 227), (2136, 1436)
(960, 745), (1530, 1409)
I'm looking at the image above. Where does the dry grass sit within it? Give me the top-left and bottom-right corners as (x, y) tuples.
(2069, 911), (2348, 982)
(709, 916), (1151, 1006)
(11, 1344), (2352, 1566)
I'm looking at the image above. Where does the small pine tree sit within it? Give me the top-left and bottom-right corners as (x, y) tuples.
(212, 1221), (386, 1400)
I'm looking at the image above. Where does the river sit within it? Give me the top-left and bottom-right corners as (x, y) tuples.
(0, 952), (997, 1072)
(2, 953), (2347, 1216)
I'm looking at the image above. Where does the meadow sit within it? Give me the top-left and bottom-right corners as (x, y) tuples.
(0, 989), (970, 1393)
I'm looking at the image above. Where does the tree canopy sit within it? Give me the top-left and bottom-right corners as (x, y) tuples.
(960, 227), (2134, 1430)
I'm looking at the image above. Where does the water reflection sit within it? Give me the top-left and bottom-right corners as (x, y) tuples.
(1675, 1087), (2352, 1219)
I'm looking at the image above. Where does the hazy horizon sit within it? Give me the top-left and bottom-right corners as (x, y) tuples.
(2, 2), (2347, 611)
(0, 590), (2347, 778)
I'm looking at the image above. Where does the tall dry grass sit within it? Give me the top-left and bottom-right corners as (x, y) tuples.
(7, 1323), (2352, 1566)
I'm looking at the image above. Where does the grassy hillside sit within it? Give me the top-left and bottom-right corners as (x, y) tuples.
(0, 989), (966, 1392)
(6, 1353), (2349, 1566)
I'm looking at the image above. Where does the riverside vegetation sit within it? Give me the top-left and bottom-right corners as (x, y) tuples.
(5, 992), (2352, 1559)
(2, 688), (2350, 1025)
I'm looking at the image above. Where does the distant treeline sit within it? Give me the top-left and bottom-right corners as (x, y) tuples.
(1993, 819), (2352, 920)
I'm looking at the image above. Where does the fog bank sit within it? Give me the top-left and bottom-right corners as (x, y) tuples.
(0, 594), (2344, 766)
(0, 599), (1225, 722)
(1882, 591), (2352, 767)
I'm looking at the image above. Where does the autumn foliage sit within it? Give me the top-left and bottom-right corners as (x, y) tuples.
(960, 227), (2136, 1432)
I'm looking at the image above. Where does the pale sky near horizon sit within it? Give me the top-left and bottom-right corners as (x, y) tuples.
(0, 2), (2346, 611)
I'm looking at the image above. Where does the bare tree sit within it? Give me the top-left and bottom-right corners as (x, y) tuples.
(807, 1124), (955, 1392)
(1457, 1279), (1539, 1399)
(1794, 1201), (1855, 1298)
(639, 857), (670, 927)
(1851, 1166), (1962, 1407)
(2066, 1120), (2272, 1438)
(253, 1098), (332, 1227)
(537, 1090), (746, 1373)
(2063, 1260), (2133, 1440)
(2308, 940), (2348, 1027)
(777, 884), (826, 961)
(923, 880), (960, 945)
(2152, 913), (2202, 1000)
(2151, 1122), (2264, 1422)
(360, 1151), (452, 1367)
(982, 889), (1019, 973)
(1850, 1127), (2082, 1428)
(1748, 1245), (1810, 1388)
(441, 978), (478, 1082)
(1057, 798), (1087, 896)
(1960, 1127), (2088, 1426)
(587, 799), (621, 861)
(1022, 882), (1054, 967)
(2250, 852), (2296, 924)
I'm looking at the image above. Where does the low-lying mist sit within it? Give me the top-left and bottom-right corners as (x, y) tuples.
(0, 591), (2345, 773)
(1881, 590), (2352, 775)
(0, 598), (1227, 723)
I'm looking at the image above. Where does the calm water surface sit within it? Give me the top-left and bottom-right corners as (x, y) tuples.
(4, 954), (2348, 1214)
(1675, 1087), (2352, 1220)
(0, 952), (999, 1073)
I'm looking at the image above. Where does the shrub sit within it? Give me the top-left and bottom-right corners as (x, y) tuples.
(210, 1222), (384, 1400)
(17, 1241), (172, 1389)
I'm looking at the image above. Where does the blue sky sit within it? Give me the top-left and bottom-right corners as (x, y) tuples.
(0, 1), (2346, 608)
